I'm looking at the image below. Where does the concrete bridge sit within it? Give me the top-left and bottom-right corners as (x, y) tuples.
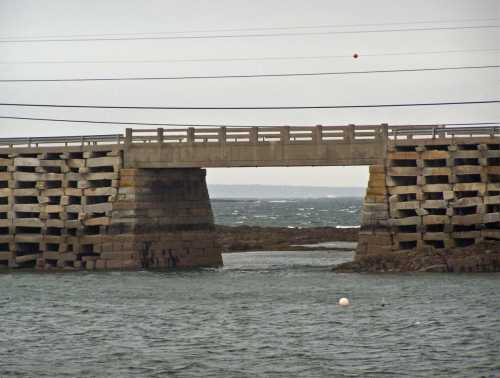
(1, 123), (499, 271)
(2, 124), (498, 167)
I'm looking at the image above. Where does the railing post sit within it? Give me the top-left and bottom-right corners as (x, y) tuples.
(378, 124), (389, 156)
(250, 127), (258, 144)
(219, 127), (227, 144)
(187, 127), (195, 143)
(437, 124), (446, 139)
(125, 128), (132, 147)
(281, 126), (290, 144)
(313, 125), (322, 143)
(344, 124), (355, 142)
(157, 128), (164, 144)
(379, 123), (388, 141)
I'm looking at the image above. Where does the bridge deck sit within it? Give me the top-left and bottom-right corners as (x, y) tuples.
(1, 124), (499, 168)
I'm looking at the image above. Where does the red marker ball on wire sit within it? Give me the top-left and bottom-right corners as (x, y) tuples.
(353, 53), (359, 59)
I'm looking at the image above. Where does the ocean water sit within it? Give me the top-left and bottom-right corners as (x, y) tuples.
(2, 196), (499, 377)
(212, 197), (362, 228)
(1, 251), (499, 377)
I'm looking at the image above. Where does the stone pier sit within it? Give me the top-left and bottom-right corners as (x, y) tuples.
(0, 147), (222, 270)
(355, 138), (500, 271)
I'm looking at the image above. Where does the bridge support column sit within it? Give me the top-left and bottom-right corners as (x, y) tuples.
(108, 168), (223, 269)
(351, 138), (500, 272)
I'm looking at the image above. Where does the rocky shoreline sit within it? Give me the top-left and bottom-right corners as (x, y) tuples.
(217, 225), (500, 273)
(216, 225), (357, 252)
(333, 241), (500, 273)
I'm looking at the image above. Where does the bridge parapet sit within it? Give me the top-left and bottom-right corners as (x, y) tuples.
(125, 124), (387, 145)
(1, 124), (499, 150)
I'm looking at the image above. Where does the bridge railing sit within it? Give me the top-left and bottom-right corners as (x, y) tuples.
(126, 124), (388, 145)
(0, 134), (124, 148)
(389, 125), (500, 140)
(1, 124), (499, 149)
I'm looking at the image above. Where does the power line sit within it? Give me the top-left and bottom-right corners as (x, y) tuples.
(1, 17), (497, 40)
(0, 115), (499, 128)
(1, 65), (498, 83)
(0, 100), (498, 111)
(2, 48), (499, 65)
(0, 25), (497, 43)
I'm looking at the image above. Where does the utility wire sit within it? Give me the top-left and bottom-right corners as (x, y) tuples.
(1, 17), (497, 40)
(0, 100), (498, 110)
(1, 65), (498, 83)
(0, 25), (497, 43)
(0, 115), (499, 128)
(2, 48), (499, 65)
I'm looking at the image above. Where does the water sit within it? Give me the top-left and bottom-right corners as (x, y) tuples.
(212, 198), (362, 227)
(1, 251), (499, 377)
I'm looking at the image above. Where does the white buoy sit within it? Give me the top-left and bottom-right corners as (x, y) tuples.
(338, 297), (350, 306)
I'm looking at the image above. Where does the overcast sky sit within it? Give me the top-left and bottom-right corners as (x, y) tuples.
(0, 0), (498, 187)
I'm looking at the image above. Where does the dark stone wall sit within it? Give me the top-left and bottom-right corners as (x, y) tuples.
(103, 168), (223, 269)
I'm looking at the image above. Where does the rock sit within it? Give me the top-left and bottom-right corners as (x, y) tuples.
(217, 225), (358, 252)
(418, 264), (447, 272)
(338, 241), (500, 273)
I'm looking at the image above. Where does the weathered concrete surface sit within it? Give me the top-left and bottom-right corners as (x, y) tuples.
(124, 140), (385, 168)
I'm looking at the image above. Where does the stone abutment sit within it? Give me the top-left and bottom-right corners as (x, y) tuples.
(0, 148), (222, 270)
(355, 139), (500, 271)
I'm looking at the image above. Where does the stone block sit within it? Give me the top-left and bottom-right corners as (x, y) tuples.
(484, 213), (500, 223)
(65, 188), (83, 196)
(451, 197), (483, 207)
(484, 195), (500, 205)
(95, 259), (107, 269)
(421, 150), (449, 159)
(14, 157), (40, 167)
(422, 184), (452, 192)
(15, 254), (38, 264)
(86, 157), (121, 169)
(454, 183), (486, 194)
(423, 167), (451, 176)
(451, 214), (483, 225)
(388, 151), (419, 160)
(421, 200), (447, 209)
(422, 215), (449, 225)
(388, 167), (418, 176)
(443, 191), (454, 200)
(14, 172), (40, 181)
(86, 172), (119, 181)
